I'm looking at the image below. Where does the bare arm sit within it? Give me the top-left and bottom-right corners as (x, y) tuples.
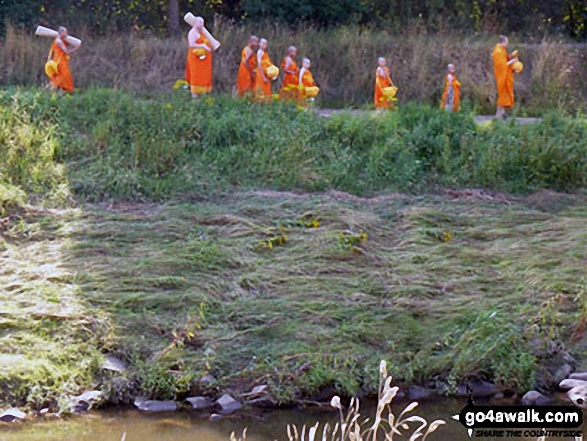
(245, 48), (255, 73)
(283, 57), (296, 75)
(258, 50), (268, 83)
(56, 38), (80, 54)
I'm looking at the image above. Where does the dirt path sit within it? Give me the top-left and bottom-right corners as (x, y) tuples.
(317, 109), (543, 124)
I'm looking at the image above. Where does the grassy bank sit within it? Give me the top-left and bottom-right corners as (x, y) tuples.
(1, 88), (587, 410)
(1, 24), (586, 114)
(2, 88), (587, 202)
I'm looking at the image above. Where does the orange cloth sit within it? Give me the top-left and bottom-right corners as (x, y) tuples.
(279, 57), (299, 101)
(254, 50), (273, 102)
(297, 68), (316, 105)
(492, 44), (514, 108)
(49, 40), (74, 92)
(186, 35), (213, 95)
(374, 67), (393, 109)
(440, 74), (461, 111)
(237, 47), (256, 96)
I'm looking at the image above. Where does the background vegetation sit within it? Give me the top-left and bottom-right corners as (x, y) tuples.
(1, 0), (586, 38)
(1, 28), (586, 114)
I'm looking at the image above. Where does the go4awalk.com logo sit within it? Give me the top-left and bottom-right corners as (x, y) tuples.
(453, 398), (583, 439)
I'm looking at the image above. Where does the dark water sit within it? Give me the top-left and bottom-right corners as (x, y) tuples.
(0, 400), (578, 441)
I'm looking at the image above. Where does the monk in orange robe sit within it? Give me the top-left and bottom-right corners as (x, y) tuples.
(492, 35), (518, 118)
(440, 64), (461, 112)
(298, 58), (316, 104)
(185, 16), (213, 98)
(49, 27), (80, 92)
(237, 36), (259, 96)
(254, 38), (274, 102)
(280, 46), (299, 101)
(374, 57), (394, 109)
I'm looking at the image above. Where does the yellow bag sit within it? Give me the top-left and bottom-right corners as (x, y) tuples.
(44, 47), (58, 78)
(305, 86), (320, 97)
(45, 60), (58, 78)
(266, 65), (279, 79)
(193, 48), (207, 57)
(512, 61), (524, 74)
(381, 86), (398, 97)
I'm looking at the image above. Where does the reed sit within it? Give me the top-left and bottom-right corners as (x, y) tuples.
(231, 361), (446, 441)
(1, 22), (585, 114)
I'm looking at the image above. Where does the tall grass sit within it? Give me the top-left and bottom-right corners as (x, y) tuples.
(1, 23), (585, 114)
(2, 88), (585, 204)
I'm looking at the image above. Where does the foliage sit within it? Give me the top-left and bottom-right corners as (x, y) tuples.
(1, 0), (586, 38)
(3, 89), (587, 204)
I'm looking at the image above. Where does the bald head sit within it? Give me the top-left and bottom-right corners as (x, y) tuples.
(58, 26), (68, 38)
(259, 38), (268, 49)
(302, 58), (311, 69)
(447, 63), (455, 73)
(194, 16), (204, 30)
(250, 35), (259, 44)
(288, 46), (297, 56)
(498, 35), (508, 46)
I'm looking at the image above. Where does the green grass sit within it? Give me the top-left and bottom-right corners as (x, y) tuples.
(1, 87), (587, 410)
(2, 88), (587, 203)
(2, 191), (587, 409)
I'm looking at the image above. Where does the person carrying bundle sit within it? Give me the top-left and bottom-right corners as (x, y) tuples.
(254, 38), (274, 102)
(440, 64), (461, 112)
(48, 27), (80, 92)
(237, 36), (259, 96)
(280, 46), (299, 101)
(185, 16), (213, 98)
(374, 57), (395, 109)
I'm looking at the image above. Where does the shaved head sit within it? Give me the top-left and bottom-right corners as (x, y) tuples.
(498, 35), (508, 45)
(250, 35), (258, 44)
(194, 16), (204, 29)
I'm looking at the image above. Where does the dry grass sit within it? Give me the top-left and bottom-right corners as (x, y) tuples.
(1, 22), (585, 113)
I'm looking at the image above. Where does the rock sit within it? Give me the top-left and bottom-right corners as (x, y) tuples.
(134, 398), (177, 412)
(249, 385), (268, 396)
(406, 386), (436, 401)
(0, 408), (26, 422)
(69, 390), (102, 413)
(522, 391), (552, 406)
(216, 394), (241, 414)
(555, 364), (574, 382)
(246, 397), (277, 408)
(457, 381), (500, 398)
(199, 375), (216, 387)
(186, 396), (214, 410)
(39, 408), (49, 415)
(210, 413), (223, 422)
(559, 379), (587, 391)
(569, 372), (587, 381)
(102, 354), (126, 373)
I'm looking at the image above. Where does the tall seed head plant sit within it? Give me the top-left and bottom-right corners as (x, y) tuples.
(230, 360), (446, 441)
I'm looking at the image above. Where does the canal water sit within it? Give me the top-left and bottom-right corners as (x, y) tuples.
(0, 400), (578, 441)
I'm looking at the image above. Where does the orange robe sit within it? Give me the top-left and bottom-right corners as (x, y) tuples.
(279, 57), (299, 101)
(254, 51), (273, 102)
(49, 40), (74, 92)
(237, 47), (256, 96)
(374, 67), (393, 109)
(186, 35), (213, 95)
(440, 74), (461, 112)
(299, 69), (316, 103)
(492, 44), (514, 108)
